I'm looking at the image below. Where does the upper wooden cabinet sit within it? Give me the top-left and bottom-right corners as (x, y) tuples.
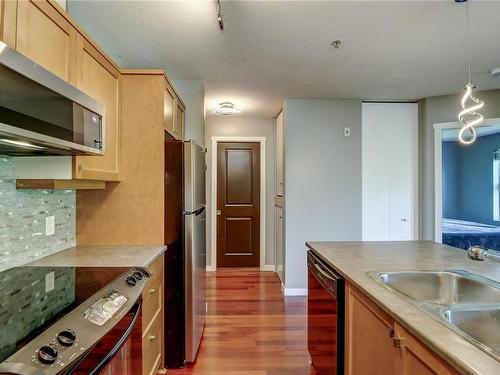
(174, 99), (185, 140)
(15, 0), (77, 83)
(73, 36), (121, 181)
(164, 85), (175, 135)
(164, 78), (184, 140)
(0, 0), (17, 47)
(275, 110), (284, 196)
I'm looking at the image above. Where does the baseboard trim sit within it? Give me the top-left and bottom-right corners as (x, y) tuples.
(206, 265), (216, 272)
(281, 283), (308, 296)
(261, 265), (275, 271)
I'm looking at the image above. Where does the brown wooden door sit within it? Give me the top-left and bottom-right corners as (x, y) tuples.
(217, 142), (260, 267)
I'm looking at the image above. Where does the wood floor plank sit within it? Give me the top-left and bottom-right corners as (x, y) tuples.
(168, 270), (317, 375)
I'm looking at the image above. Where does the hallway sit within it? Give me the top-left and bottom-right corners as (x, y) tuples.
(169, 270), (316, 375)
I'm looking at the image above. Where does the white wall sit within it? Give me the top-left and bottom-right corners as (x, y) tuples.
(205, 116), (276, 269)
(284, 98), (362, 291)
(172, 80), (205, 147)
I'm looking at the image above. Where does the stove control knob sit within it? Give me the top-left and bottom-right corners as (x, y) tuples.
(38, 344), (58, 364)
(125, 276), (137, 287)
(133, 271), (143, 280)
(57, 329), (76, 346)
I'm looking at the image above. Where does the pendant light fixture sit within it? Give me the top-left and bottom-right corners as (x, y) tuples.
(457, 0), (484, 145)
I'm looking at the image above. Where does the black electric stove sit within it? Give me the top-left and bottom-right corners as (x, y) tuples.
(0, 265), (150, 375)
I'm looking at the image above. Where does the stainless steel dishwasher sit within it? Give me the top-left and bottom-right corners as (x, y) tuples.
(307, 250), (344, 375)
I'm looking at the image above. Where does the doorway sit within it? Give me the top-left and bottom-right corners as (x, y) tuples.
(434, 119), (500, 251)
(216, 141), (262, 268)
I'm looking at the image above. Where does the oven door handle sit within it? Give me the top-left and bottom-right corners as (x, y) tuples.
(88, 300), (142, 375)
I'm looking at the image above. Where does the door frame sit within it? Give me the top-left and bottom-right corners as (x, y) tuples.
(433, 118), (500, 242)
(210, 136), (267, 271)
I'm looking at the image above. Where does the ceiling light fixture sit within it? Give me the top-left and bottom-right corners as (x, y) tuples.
(215, 102), (242, 116)
(456, 0), (484, 145)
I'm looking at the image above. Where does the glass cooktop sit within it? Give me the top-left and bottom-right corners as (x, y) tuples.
(0, 265), (127, 362)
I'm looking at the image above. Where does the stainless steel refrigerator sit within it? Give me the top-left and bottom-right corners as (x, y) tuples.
(164, 138), (206, 368)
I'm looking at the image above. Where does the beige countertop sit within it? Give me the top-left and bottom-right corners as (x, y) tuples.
(306, 240), (500, 375)
(28, 245), (166, 268)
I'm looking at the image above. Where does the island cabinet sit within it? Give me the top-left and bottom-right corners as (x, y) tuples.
(345, 282), (459, 375)
(1, 0), (121, 184)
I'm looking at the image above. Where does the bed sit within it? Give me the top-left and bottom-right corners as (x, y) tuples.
(442, 218), (500, 251)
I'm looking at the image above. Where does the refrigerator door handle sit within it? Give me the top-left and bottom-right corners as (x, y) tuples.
(184, 205), (206, 216)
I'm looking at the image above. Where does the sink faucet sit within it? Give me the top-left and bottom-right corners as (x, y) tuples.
(467, 246), (500, 263)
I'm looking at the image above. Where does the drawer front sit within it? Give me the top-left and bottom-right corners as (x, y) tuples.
(142, 276), (161, 330)
(147, 255), (163, 290)
(142, 312), (162, 375)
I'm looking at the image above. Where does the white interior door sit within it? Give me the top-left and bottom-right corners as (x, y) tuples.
(362, 103), (418, 240)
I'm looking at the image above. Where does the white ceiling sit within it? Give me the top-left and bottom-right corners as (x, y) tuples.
(67, 0), (500, 118)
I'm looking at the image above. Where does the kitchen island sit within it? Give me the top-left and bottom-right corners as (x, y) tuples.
(306, 241), (500, 375)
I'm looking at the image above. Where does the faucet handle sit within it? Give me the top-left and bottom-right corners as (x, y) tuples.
(467, 246), (487, 261)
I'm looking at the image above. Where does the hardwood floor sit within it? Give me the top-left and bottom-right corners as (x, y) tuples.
(169, 269), (317, 375)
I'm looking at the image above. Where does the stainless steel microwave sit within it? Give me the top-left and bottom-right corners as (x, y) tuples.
(0, 41), (104, 156)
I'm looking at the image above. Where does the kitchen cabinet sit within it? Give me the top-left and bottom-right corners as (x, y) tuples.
(164, 79), (184, 140)
(274, 201), (284, 283)
(346, 283), (397, 375)
(4, 0), (121, 184)
(164, 85), (175, 135)
(142, 254), (164, 375)
(73, 34), (121, 181)
(346, 282), (459, 375)
(0, 0), (17, 47)
(15, 0), (77, 83)
(174, 99), (185, 140)
(394, 322), (458, 375)
(275, 110), (284, 196)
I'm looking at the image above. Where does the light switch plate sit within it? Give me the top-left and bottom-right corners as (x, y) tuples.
(344, 127), (351, 137)
(45, 216), (55, 236)
(45, 271), (55, 293)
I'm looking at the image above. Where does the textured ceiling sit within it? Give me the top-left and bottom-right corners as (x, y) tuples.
(67, 0), (500, 118)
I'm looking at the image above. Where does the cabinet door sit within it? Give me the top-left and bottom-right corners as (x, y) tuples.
(1, 0), (17, 47)
(173, 100), (184, 140)
(164, 85), (175, 136)
(346, 284), (397, 375)
(274, 204), (284, 283)
(394, 323), (459, 375)
(275, 111), (284, 196)
(74, 35), (121, 181)
(16, 0), (77, 83)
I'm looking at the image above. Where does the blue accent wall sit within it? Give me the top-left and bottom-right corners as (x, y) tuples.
(442, 133), (500, 225)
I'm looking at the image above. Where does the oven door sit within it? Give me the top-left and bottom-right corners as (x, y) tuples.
(307, 251), (344, 375)
(66, 301), (142, 375)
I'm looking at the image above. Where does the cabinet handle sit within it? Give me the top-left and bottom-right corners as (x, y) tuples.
(149, 335), (156, 341)
(149, 288), (156, 294)
(393, 337), (406, 348)
(388, 328), (395, 338)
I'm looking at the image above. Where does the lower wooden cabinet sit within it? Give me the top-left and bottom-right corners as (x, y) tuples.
(142, 254), (164, 375)
(345, 282), (459, 375)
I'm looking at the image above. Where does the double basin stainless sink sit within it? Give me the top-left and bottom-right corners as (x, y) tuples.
(370, 270), (500, 361)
